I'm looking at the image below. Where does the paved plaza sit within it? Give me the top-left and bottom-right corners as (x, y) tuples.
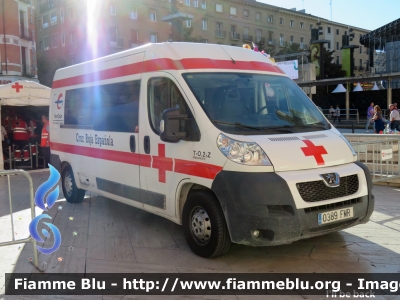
(0, 170), (400, 299)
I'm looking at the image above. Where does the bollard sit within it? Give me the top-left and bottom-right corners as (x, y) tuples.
(352, 123), (355, 133)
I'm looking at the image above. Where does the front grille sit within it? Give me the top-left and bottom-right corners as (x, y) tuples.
(297, 174), (359, 202)
(308, 219), (357, 233)
(304, 198), (362, 214)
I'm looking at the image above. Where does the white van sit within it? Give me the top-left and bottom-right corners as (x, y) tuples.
(50, 43), (374, 258)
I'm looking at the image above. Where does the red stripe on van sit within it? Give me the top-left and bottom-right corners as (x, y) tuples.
(174, 159), (222, 179)
(52, 58), (283, 89)
(51, 142), (152, 167)
(51, 142), (222, 180)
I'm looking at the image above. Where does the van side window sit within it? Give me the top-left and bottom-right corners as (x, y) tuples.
(148, 77), (189, 134)
(64, 80), (140, 132)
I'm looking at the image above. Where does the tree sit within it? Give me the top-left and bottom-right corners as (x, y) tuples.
(183, 27), (207, 43)
(37, 53), (67, 88)
(307, 47), (346, 80)
(275, 43), (302, 56)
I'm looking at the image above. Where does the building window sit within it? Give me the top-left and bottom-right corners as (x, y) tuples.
(43, 36), (50, 50)
(310, 24), (313, 30)
(230, 7), (236, 15)
(336, 41), (339, 50)
(336, 29), (339, 35)
(290, 35), (294, 45)
(327, 42), (330, 49)
(290, 20), (294, 27)
(267, 15), (273, 23)
(150, 9), (156, 21)
(68, 7), (73, 20)
(60, 8), (64, 23)
(279, 34), (284, 46)
(130, 7), (137, 19)
(61, 33), (65, 46)
(256, 29), (262, 42)
(243, 9), (249, 18)
(186, 0), (190, 5)
(51, 34), (59, 48)
(109, 3), (117, 15)
(300, 37), (304, 48)
(202, 19), (207, 30)
(193, 0), (198, 7)
(50, 11), (57, 26)
(150, 33), (157, 43)
(345, 31), (347, 35)
(109, 26), (117, 42)
(336, 56), (339, 65)
(70, 31), (75, 44)
(185, 19), (192, 27)
(300, 22), (304, 29)
(279, 17), (284, 25)
(359, 59), (362, 68)
(42, 15), (49, 28)
(216, 22), (223, 32)
(327, 27), (331, 34)
(201, 0), (206, 9)
(216, 4), (223, 13)
(256, 12), (261, 21)
(360, 46), (362, 54)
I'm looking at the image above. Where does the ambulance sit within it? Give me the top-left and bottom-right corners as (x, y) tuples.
(50, 43), (374, 258)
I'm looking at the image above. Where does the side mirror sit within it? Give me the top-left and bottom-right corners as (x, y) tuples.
(160, 107), (188, 143)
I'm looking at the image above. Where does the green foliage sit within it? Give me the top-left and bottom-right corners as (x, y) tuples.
(275, 43), (302, 56)
(183, 27), (207, 43)
(37, 53), (67, 88)
(307, 48), (346, 80)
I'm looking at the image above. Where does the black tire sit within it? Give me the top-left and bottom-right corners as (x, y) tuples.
(61, 165), (85, 203)
(182, 190), (231, 258)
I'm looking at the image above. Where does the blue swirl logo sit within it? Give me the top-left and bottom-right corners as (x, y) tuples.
(29, 165), (62, 254)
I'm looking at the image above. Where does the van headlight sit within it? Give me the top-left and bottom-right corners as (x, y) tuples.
(217, 133), (272, 166)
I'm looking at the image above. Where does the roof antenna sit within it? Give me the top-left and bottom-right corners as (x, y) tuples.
(330, 0), (332, 21)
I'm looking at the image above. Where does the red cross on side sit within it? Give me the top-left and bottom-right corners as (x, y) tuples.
(15, 121), (21, 127)
(300, 140), (328, 166)
(152, 144), (173, 183)
(12, 82), (24, 93)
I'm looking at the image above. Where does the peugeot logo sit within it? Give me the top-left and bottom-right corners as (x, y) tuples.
(319, 172), (340, 187)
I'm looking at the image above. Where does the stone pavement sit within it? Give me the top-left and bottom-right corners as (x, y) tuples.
(1, 170), (400, 300)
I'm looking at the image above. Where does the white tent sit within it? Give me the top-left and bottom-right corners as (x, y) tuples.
(0, 80), (51, 170)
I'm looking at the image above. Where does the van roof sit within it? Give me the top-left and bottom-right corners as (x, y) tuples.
(52, 42), (285, 89)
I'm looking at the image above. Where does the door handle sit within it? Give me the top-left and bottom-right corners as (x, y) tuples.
(144, 136), (150, 154)
(130, 135), (136, 152)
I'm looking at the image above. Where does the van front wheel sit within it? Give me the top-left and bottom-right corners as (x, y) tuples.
(182, 191), (231, 258)
(62, 166), (85, 203)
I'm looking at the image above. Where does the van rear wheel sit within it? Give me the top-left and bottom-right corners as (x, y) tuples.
(182, 190), (231, 258)
(62, 166), (85, 203)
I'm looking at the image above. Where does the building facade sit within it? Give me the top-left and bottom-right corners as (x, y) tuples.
(35, 0), (370, 76)
(0, 0), (38, 84)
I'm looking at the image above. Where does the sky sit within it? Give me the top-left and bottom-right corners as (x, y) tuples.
(258, 0), (398, 31)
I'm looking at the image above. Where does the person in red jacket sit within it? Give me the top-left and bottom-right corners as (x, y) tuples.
(11, 114), (29, 149)
(40, 114), (51, 168)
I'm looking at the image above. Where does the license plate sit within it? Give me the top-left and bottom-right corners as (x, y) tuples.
(318, 207), (354, 225)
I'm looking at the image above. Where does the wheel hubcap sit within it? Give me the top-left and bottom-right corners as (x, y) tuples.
(191, 207), (211, 244)
(64, 172), (73, 197)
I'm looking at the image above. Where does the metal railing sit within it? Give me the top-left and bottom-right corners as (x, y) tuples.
(344, 134), (400, 182)
(321, 108), (359, 123)
(20, 27), (32, 40)
(0, 170), (39, 268)
(4, 144), (40, 170)
(230, 32), (240, 40)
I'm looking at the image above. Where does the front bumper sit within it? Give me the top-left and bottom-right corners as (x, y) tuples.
(211, 161), (374, 246)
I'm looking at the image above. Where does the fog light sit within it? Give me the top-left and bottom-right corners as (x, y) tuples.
(251, 230), (260, 238)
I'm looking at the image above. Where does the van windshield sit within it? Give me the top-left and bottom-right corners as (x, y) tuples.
(182, 73), (330, 135)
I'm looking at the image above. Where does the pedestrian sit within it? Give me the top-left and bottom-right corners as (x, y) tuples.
(1, 124), (9, 158)
(371, 105), (384, 133)
(335, 105), (341, 123)
(328, 105), (335, 119)
(389, 103), (400, 131)
(40, 114), (51, 168)
(365, 102), (374, 132)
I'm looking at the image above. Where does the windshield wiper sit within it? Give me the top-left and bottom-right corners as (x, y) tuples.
(211, 120), (262, 130)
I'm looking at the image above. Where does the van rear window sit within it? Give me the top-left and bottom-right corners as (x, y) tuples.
(64, 80), (140, 132)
